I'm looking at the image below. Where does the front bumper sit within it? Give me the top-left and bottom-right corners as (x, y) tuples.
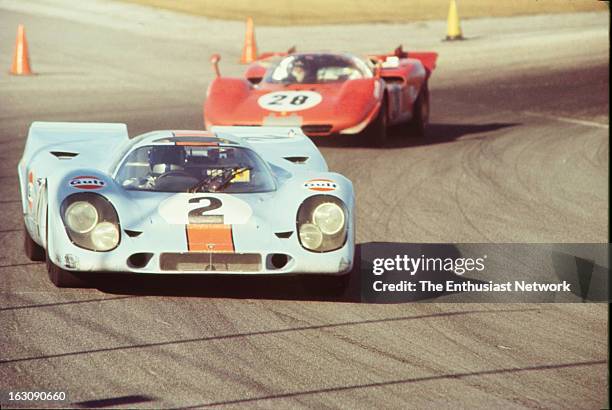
(208, 101), (381, 138)
(49, 227), (354, 276)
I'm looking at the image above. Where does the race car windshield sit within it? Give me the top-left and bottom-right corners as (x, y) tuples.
(264, 54), (372, 84)
(115, 145), (276, 193)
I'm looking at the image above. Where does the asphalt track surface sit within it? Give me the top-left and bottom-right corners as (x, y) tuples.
(0, 3), (609, 409)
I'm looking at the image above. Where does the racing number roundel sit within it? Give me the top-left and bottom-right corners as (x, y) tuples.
(158, 194), (252, 225)
(257, 91), (322, 112)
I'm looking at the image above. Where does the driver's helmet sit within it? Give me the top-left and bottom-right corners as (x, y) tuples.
(290, 57), (316, 83)
(149, 146), (185, 174)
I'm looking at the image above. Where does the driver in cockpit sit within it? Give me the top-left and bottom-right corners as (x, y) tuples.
(122, 146), (187, 189)
(149, 146), (186, 175)
(143, 146), (187, 188)
(289, 59), (317, 84)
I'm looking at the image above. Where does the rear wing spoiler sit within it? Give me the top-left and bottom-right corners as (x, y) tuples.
(21, 122), (129, 166)
(210, 126), (328, 172)
(369, 45), (438, 73)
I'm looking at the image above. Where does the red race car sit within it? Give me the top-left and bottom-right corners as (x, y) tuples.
(204, 46), (437, 147)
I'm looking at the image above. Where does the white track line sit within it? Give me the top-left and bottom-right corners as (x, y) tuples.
(523, 111), (609, 129)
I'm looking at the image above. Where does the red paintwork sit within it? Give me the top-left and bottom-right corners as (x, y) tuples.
(204, 49), (437, 137)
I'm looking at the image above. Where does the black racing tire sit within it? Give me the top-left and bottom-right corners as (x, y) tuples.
(329, 273), (351, 295)
(45, 212), (90, 288)
(406, 81), (430, 137)
(300, 272), (351, 297)
(361, 99), (388, 148)
(46, 254), (90, 288)
(24, 225), (46, 262)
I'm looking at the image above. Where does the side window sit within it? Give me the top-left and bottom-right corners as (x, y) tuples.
(115, 147), (151, 183)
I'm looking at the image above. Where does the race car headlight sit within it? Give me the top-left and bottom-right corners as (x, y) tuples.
(297, 195), (348, 252)
(61, 193), (121, 252)
(313, 202), (345, 235)
(91, 222), (120, 251)
(65, 201), (98, 234)
(298, 223), (324, 250)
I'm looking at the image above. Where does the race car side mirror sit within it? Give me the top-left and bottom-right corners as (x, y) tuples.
(211, 54), (221, 77)
(245, 64), (266, 85)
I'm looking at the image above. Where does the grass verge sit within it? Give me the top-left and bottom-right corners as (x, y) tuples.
(121, 0), (607, 25)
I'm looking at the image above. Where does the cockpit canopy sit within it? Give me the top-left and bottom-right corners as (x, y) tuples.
(263, 53), (373, 85)
(115, 144), (276, 193)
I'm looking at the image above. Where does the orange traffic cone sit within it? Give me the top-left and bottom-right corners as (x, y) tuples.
(10, 24), (33, 75)
(240, 17), (258, 64)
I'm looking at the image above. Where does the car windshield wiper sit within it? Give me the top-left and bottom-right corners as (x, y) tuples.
(188, 167), (251, 193)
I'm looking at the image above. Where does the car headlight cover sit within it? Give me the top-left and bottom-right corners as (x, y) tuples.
(313, 202), (345, 235)
(65, 201), (98, 233)
(61, 193), (121, 252)
(91, 221), (120, 251)
(297, 195), (348, 253)
(299, 223), (324, 250)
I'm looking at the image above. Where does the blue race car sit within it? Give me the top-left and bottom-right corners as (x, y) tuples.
(18, 123), (354, 288)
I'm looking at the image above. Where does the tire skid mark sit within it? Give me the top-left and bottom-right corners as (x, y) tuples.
(0, 308), (541, 364)
(172, 359), (607, 409)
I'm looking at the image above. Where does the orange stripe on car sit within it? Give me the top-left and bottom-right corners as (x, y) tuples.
(173, 131), (216, 137)
(27, 171), (34, 209)
(186, 224), (234, 252)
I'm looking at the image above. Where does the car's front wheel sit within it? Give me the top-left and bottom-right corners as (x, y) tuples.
(329, 273), (351, 295)
(46, 255), (90, 288)
(24, 225), (45, 262)
(45, 215), (90, 288)
(361, 99), (388, 148)
(300, 273), (351, 297)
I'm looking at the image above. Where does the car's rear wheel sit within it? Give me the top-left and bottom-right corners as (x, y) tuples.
(406, 81), (430, 137)
(361, 99), (388, 147)
(24, 225), (45, 262)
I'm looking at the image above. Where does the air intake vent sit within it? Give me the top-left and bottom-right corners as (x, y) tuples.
(124, 229), (143, 238)
(284, 156), (308, 164)
(160, 253), (261, 272)
(128, 253), (153, 269)
(381, 76), (405, 85)
(301, 125), (332, 135)
(275, 231), (293, 239)
(50, 151), (78, 160)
